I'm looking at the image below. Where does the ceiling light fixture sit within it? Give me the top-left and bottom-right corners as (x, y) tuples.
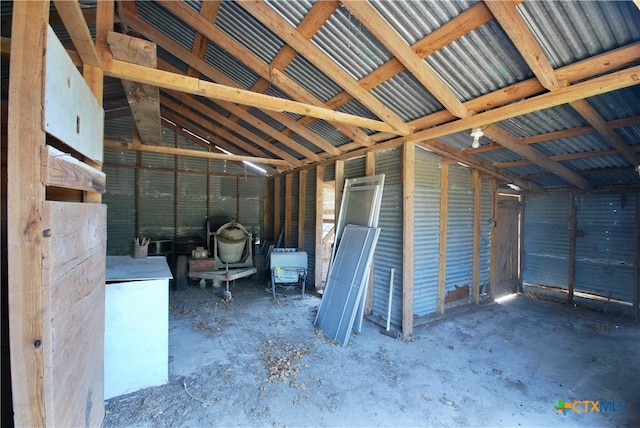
(636, 164), (640, 177)
(470, 127), (483, 149)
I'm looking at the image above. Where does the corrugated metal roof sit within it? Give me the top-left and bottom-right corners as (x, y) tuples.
(560, 155), (630, 171)
(472, 148), (525, 164)
(371, 71), (443, 120)
(497, 106), (588, 138)
(506, 164), (548, 177)
(518, 0), (640, 69)
(284, 55), (343, 103)
(312, 5), (393, 81)
(265, 0), (312, 29)
(217, 0), (284, 65)
(203, 42), (261, 90)
(426, 20), (534, 101)
(584, 87), (640, 121)
(531, 134), (613, 157)
(137, 2), (195, 52)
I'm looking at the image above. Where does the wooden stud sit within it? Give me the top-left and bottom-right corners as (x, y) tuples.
(437, 160), (449, 314)
(298, 170), (307, 250)
(402, 142), (416, 336)
(284, 174), (293, 248)
(262, 178), (272, 241)
(273, 176), (282, 244)
(472, 169), (482, 305)
(335, 160), (344, 232)
(315, 165), (325, 290)
(364, 151), (376, 315)
(488, 179), (498, 296)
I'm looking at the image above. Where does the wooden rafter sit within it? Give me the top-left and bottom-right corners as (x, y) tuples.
(152, 1), (361, 151)
(53, 0), (101, 67)
(343, 0), (468, 119)
(483, 124), (591, 190)
(487, 0), (639, 168)
(495, 143), (640, 169)
(237, 0), (412, 136)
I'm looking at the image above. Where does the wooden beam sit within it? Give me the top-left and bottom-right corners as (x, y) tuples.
(344, 1), (468, 119)
(570, 99), (640, 165)
(472, 169), (482, 305)
(398, 65), (640, 145)
(41, 145), (106, 193)
(103, 57), (402, 135)
(335, 160), (344, 232)
(52, 0), (101, 67)
(437, 160), (449, 314)
(186, 0), (220, 78)
(486, 0), (559, 90)
(284, 174), (293, 248)
(419, 139), (544, 193)
(483, 124), (592, 190)
(263, 178), (273, 241)
(360, 2), (494, 91)
(274, 176), (282, 244)
(315, 165), (325, 290)
(103, 138), (289, 166)
(108, 31), (163, 146)
(160, 92), (302, 165)
(298, 170), (307, 250)
(7, 2), (49, 426)
(148, 1), (373, 149)
(237, 1), (412, 136)
(402, 142), (416, 336)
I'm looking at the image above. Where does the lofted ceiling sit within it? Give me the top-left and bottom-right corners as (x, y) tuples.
(2, 1), (640, 192)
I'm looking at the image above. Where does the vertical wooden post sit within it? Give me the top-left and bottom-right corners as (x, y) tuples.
(315, 165), (324, 290)
(284, 174), (292, 248)
(262, 178), (272, 241)
(273, 176), (281, 243)
(633, 193), (639, 320)
(472, 169), (481, 305)
(488, 178), (498, 295)
(7, 2), (49, 426)
(364, 152), (375, 314)
(437, 160), (449, 314)
(298, 170), (307, 250)
(402, 142), (415, 336)
(335, 160), (344, 226)
(568, 194), (576, 304)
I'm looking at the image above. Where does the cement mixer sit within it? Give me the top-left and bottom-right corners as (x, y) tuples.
(175, 220), (256, 300)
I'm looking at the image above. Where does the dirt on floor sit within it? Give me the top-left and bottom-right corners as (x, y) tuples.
(104, 279), (639, 428)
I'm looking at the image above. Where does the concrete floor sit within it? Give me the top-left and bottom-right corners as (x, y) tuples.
(104, 279), (639, 427)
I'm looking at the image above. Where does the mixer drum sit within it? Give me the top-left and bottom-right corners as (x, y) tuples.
(216, 224), (247, 263)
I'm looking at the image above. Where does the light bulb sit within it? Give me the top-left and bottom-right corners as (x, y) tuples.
(470, 127), (483, 149)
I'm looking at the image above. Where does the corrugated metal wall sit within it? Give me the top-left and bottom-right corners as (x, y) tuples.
(103, 122), (264, 256)
(574, 193), (637, 302)
(372, 149), (403, 327)
(238, 177), (263, 242)
(344, 156), (365, 179)
(523, 193), (570, 288)
(176, 173), (208, 238)
(303, 169), (317, 288)
(445, 165), (474, 293)
(139, 170), (175, 240)
(413, 147), (440, 317)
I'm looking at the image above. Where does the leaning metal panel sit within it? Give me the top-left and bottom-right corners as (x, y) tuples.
(314, 225), (381, 347)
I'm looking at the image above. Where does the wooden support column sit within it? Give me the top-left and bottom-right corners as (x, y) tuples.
(488, 178), (499, 295)
(634, 193), (639, 320)
(472, 169), (482, 305)
(284, 174), (293, 248)
(335, 160), (345, 224)
(437, 160), (449, 314)
(273, 176), (282, 244)
(568, 194), (576, 303)
(298, 170), (307, 250)
(315, 165), (325, 290)
(8, 3), (49, 425)
(402, 142), (416, 336)
(364, 151), (376, 314)
(262, 178), (272, 241)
